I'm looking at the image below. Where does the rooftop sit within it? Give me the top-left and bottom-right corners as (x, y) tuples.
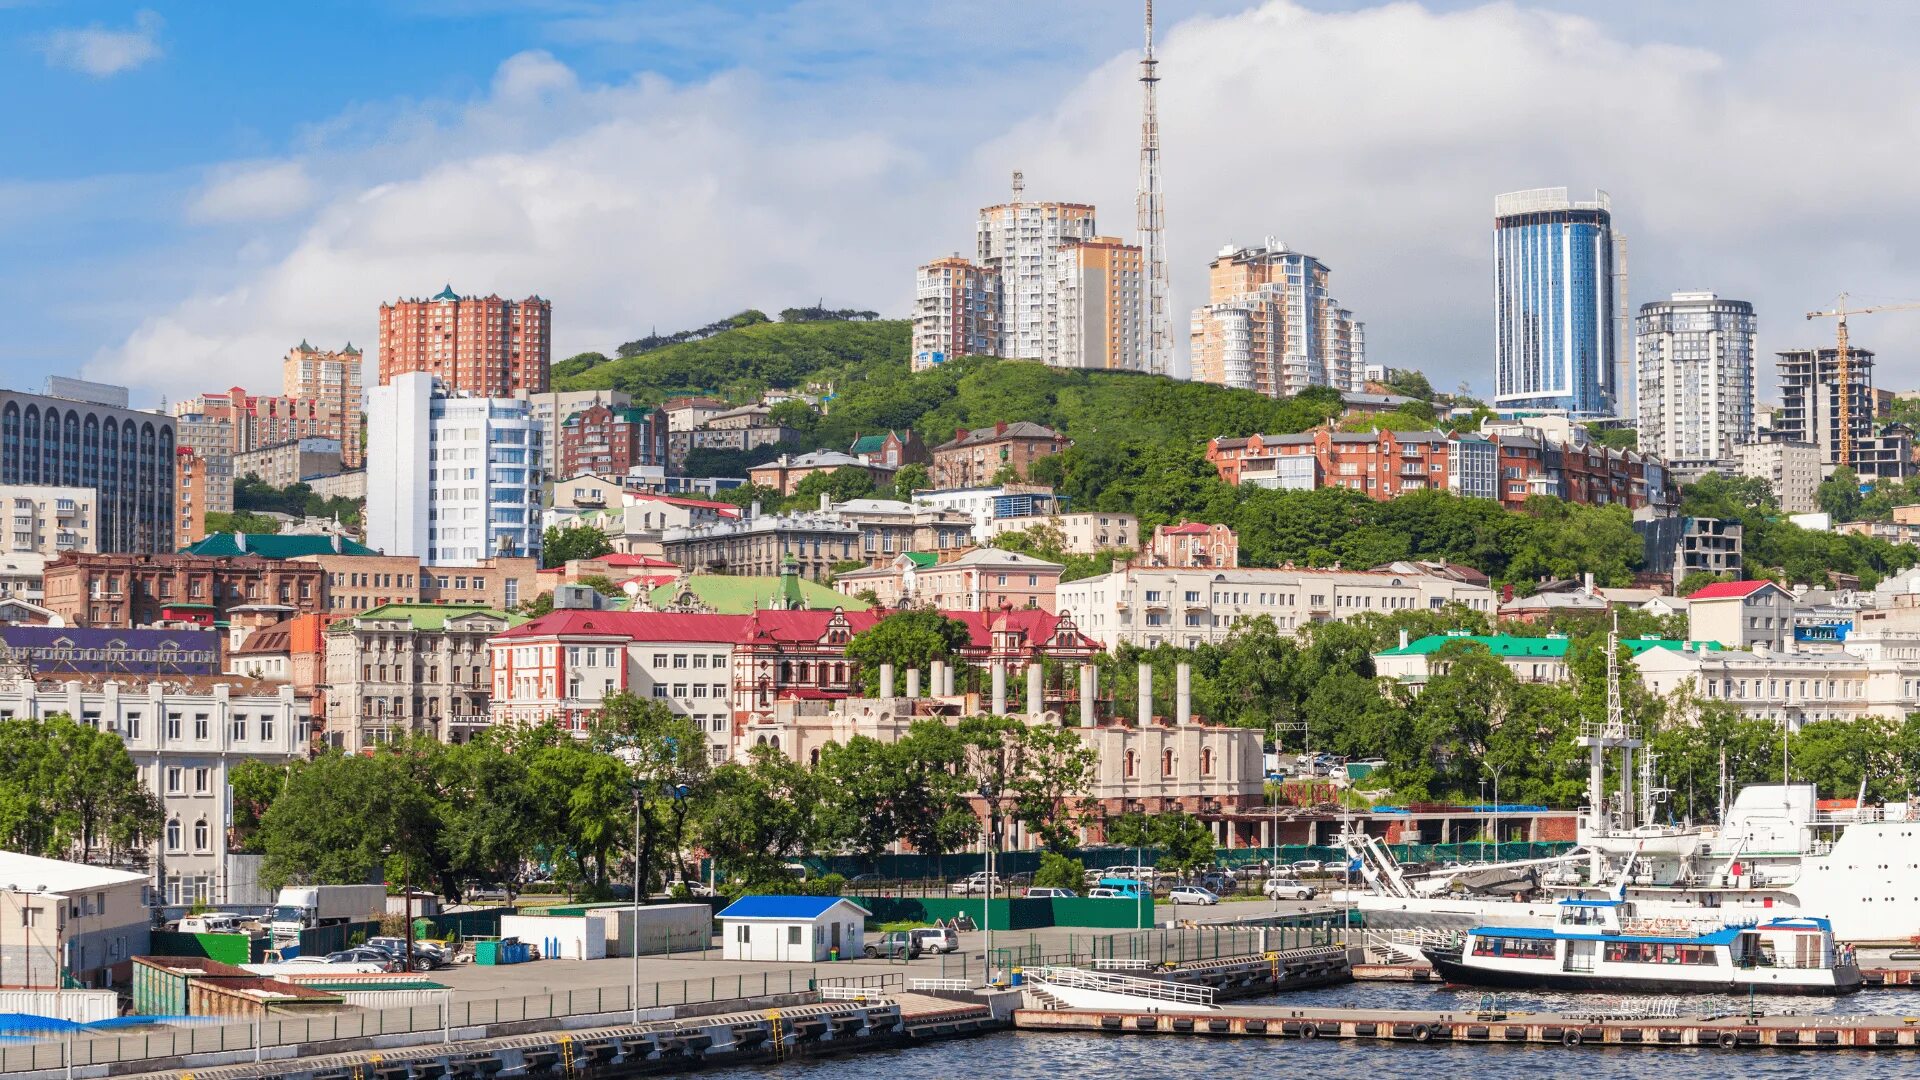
(1688, 580), (1786, 601)
(0, 850), (148, 895)
(332, 603), (519, 632)
(716, 895), (872, 920)
(934, 421), (1064, 450)
(1378, 633), (1721, 659)
(183, 533), (378, 559)
(643, 574), (870, 615)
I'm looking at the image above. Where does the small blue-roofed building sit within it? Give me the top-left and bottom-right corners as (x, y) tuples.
(715, 896), (870, 962)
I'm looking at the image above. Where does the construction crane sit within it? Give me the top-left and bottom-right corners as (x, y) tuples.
(1804, 294), (1920, 468)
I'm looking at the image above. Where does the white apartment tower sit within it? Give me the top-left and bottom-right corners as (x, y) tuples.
(975, 174), (1098, 364)
(1189, 240), (1365, 397)
(1635, 292), (1756, 471)
(367, 373), (543, 567)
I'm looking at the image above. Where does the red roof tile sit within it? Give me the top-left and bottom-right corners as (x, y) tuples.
(1687, 580), (1782, 600)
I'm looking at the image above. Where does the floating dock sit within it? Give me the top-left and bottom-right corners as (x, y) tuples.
(1016, 1005), (1920, 1050)
(1123, 947), (1351, 1000)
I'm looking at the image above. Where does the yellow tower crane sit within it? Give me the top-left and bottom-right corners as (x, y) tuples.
(1804, 295), (1920, 469)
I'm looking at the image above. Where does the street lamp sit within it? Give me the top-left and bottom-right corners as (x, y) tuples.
(613, 746), (646, 1024)
(978, 780), (996, 985)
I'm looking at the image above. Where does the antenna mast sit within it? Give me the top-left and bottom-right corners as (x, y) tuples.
(1137, 0), (1171, 377)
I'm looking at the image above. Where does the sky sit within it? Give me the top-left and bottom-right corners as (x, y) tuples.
(5, 0), (1920, 410)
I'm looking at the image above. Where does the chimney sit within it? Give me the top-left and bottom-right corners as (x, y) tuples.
(1176, 661), (1192, 726)
(1399, 628), (1409, 650)
(1584, 571), (1595, 594)
(907, 667), (922, 698)
(1137, 663), (1152, 726)
(991, 661), (1007, 715)
(1027, 662), (1044, 719)
(1079, 663), (1096, 727)
(995, 421), (1008, 437)
(879, 662), (894, 698)
(749, 499), (762, 519)
(930, 659), (945, 697)
(819, 493), (830, 512)
(956, 428), (968, 443)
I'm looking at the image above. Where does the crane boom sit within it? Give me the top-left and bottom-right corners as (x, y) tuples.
(1804, 295), (1920, 470)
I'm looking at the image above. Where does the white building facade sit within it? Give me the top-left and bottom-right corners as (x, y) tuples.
(1636, 292), (1756, 472)
(367, 372), (543, 567)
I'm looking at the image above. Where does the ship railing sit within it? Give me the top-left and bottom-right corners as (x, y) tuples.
(1566, 998), (1679, 1022)
(1025, 965), (1217, 1007)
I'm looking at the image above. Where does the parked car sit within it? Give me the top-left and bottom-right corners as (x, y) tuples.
(366, 937), (446, 970)
(951, 872), (1001, 896)
(1025, 887), (1078, 898)
(1289, 860), (1324, 876)
(911, 927), (960, 954)
(1194, 872), (1235, 895)
(1087, 887), (1142, 899)
(325, 948), (402, 971)
(1262, 877), (1317, 900)
(1168, 885), (1220, 906)
(864, 931), (919, 960)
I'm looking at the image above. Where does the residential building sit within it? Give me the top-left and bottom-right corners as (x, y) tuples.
(0, 552), (46, 605)
(0, 851), (150, 989)
(1055, 236), (1143, 372)
(306, 469), (366, 501)
(419, 557), (538, 610)
(544, 487), (740, 556)
(974, 185), (1098, 363)
(1058, 564), (1497, 649)
(894, 547), (1064, 612)
(377, 286), (552, 395)
(0, 678), (307, 907)
(832, 498), (975, 560)
(847, 430), (929, 470)
(661, 397), (729, 432)
(232, 438), (344, 489)
(1341, 390), (1418, 416)
(1636, 292), (1756, 472)
(661, 508), (859, 581)
(173, 387), (348, 464)
(981, 511), (1137, 554)
(912, 484), (1066, 540)
(1145, 522), (1237, 568)
(1375, 631), (1716, 692)
(366, 373), (543, 566)
(281, 341), (364, 468)
(557, 403), (668, 479)
(530, 389), (630, 473)
(1836, 517), (1920, 546)
(1774, 346), (1912, 479)
(0, 484), (96, 557)
(175, 448), (215, 546)
(1189, 239), (1365, 397)
(1634, 516), (1743, 587)
(1492, 187), (1628, 417)
(42, 551), (327, 628)
(930, 422), (1070, 489)
(1686, 579), (1795, 650)
(0, 385), (176, 553)
(1205, 423), (1670, 511)
(1736, 437), (1821, 514)
(911, 256), (999, 370)
(1633, 643), (1920, 729)
(324, 604), (517, 751)
(747, 451), (894, 496)
(830, 552), (930, 609)
(667, 420), (799, 472)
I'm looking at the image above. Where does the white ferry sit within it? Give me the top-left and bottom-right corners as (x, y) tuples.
(1424, 899), (1863, 996)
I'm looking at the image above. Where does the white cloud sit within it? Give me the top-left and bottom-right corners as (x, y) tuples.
(188, 163), (318, 224)
(40, 10), (164, 77)
(84, 2), (1920, 401)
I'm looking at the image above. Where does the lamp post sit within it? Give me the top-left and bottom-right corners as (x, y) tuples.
(613, 746), (646, 1024)
(978, 781), (996, 985)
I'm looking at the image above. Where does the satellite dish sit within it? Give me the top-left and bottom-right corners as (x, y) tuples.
(622, 581), (642, 598)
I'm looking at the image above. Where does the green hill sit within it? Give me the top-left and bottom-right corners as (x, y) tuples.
(555, 318), (910, 403)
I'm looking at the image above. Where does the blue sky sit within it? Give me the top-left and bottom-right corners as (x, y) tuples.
(6, 1), (1920, 404)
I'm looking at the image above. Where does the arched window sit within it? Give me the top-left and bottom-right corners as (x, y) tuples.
(193, 819), (210, 851)
(809, 749), (820, 767)
(1162, 749), (1175, 777)
(770, 736), (780, 751)
(165, 818), (181, 851)
(1124, 750), (1137, 778)
(1201, 748), (1214, 776)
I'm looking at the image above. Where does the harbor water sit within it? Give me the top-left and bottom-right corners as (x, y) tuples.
(755, 982), (1920, 1078)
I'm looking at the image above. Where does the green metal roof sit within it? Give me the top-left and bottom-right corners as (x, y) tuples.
(432, 284), (460, 301)
(183, 533), (379, 559)
(1379, 633), (1719, 658)
(336, 603), (523, 631)
(849, 434), (887, 453)
(643, 575), (869, 615)
(901, 552), (939, 569)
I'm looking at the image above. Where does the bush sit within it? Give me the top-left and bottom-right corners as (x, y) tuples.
(1033, 852), (1085, 894)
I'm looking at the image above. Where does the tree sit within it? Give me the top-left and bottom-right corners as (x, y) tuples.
(255, 751), (403, 888)
(591, 693), (712, 897)
(0, 715), (161, 863)
(517, 591), (556, 618)
(697, 745), (828, 888)
(1817, 466), (1864, 522)
(845, 610), (973, 694)
(1153, 812), (1219, 877)
(204, 510), (283, 536)
(1032, 851), (1085, 894)
(787, 466), (875, 509)
(961, 716), (1099, 854)
(229, 760), (291, 852)
(891, 463), (930, 500)
(542, 522), (614, 568)
(816, 730), (977, 870)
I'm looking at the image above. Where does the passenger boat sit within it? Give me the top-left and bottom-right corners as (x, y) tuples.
(1424, 898), (1863, 996)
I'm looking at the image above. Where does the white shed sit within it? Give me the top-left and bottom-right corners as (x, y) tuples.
(715, 896), (869, 962)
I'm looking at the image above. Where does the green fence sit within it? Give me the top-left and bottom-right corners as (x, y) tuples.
(413, 906), (512, 941)
(1050, 897), (1156, 929)
(800, 841), (1574, 880)
(851, 895), (1154, 931)
(294, 920), (381, 958)
(147, 932), (254, 966)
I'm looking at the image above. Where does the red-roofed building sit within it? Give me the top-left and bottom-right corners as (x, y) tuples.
(1686, 579), (1792, 651)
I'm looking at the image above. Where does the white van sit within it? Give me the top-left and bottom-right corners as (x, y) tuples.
(179, 912), (248, 934)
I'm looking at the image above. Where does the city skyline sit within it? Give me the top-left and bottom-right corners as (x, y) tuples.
(6, 1), (1920, 404)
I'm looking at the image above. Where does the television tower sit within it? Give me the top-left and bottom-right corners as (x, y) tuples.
(1137, 0), (1171, 377)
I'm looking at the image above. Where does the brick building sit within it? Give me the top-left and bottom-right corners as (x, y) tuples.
(281, 342), (364, 467)
(43, 552), (327, 628)
(930, 422), (1070, 489)
(232, 438), (344, 488)
(324, 604), (517, 751)
(557, 402), (668, 479)
(1146, 522), (1238, 568)
(377, 286), (552, 395)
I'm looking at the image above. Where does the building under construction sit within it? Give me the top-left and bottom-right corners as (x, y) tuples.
(1773, 346), (1912, 480)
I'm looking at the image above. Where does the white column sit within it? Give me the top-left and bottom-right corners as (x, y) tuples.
(1079, 664), (1096, 727)
(906, 668), (922, 698)
(991, 662), (1007, 715)
(1137, 663), (1152, 726)
(1176, 662), (1191, 726)
(1027, 662), (1044, 719)
(931, 660), (946, 698)
(878, 663), (894, 698)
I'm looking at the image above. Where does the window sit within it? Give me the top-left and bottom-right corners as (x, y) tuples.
(737, 924), (750, 944)
(193, 820), (210, 851)
(193, 714), (209, 740)
(165, 767), (182, 793)
(165, 819), (181, 851)
(260, 716), (274, 742)
(166, 713), (182, 740)
(194, 768), (210, 793)
(788, 925), (803, 945)
(125, 712), (141, 739)
(652, 686), (668, 698)
(673, 654), (688, 668)
(232, 716), (247, 742)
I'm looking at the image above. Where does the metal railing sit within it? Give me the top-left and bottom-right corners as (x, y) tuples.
(0, 969), (820, 1075)
(1025, 965), (1216, 1007)
(908, 978), (974, 992)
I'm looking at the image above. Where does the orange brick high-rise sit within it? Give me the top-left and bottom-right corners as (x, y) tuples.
(377, 285), (552, 395)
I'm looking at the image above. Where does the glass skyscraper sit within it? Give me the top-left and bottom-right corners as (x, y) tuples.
(1492, 188), (1627, 418)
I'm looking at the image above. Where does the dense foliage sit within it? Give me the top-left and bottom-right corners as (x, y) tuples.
(1681, 470), (1916, 587)
(233, 474), (363, 527)
(543, 522), (615, 568)
(0, 714), (160, 863)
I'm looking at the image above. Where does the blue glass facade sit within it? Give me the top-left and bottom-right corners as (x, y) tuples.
(0, 390), (175, 552)
(1493, 190), (1620, 417)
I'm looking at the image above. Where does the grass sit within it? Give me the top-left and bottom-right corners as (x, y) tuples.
(872, 919), (937, 932)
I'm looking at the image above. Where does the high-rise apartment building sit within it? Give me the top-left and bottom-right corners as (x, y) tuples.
(1635, 292), (1756, 472)
(1492, 188), (1628, 417)
(557, 402), (668, 479)
(975, 180), (1097, 363)
(1773, 346), (1911, 479)
(911, 257), (1000, 370)
(1056, 237), (1143, 371)
(377, 286), (552, 395)
(282, 341), (363, 467)
(366, 373), (543, 566)
(531, 389), (631, 475)
(175, 448), (213, 546)
(1189, 240), (1365, 397)
(0, 384), (174, 553)
(172, 387), (347, 462)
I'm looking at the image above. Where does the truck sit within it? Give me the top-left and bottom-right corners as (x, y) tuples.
(270, 885), (388, 943)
